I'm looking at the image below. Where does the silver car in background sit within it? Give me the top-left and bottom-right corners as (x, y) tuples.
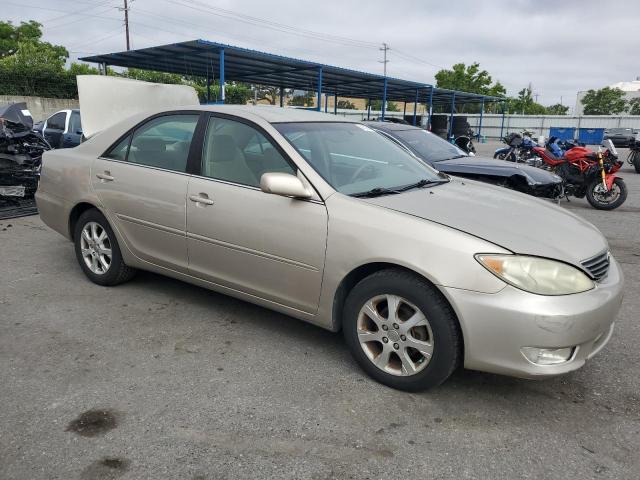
(36, 106), (623, 391)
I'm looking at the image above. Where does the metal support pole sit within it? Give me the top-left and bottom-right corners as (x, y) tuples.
(403, 101), (407, 118)
(206, 73), (211, 103)
(219, 48), (225, 104)
(381, 77), (388, 121)
(334, 92), (338, 115)
(367, 99), (371, 120)
(478, 98), (485, 139)
(499, 102), (506, 139)
(447, 92), (456, 141)
(324, 93), (328, 113)
(316, 67), (323, 111)
(279, 87), (284, 107)
(427, 87), (434, 129)
(413, 89), (418, 126)
(100, 62), (107, 75)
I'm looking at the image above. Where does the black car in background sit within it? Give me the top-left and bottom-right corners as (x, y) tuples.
(33, 109), (83, 149)
(604, 128), (638, 147)
(365, 122), (563, 199)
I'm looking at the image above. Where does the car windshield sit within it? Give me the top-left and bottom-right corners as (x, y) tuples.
(391, 128), (467, 162)
(274, 122), (443, 195)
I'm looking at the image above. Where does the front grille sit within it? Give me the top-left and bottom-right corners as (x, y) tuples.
(581, 250), (610, 281)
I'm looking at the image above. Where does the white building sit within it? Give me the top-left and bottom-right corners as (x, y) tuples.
(575, 78), (640, 115)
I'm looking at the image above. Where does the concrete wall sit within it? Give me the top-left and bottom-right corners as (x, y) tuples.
(0, 95), (79, 122)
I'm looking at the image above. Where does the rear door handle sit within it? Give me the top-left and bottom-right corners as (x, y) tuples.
(189, 194), (214, 205)
(96, 172), (114, 182)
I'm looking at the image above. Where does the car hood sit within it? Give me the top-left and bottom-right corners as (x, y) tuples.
(362, 178), (607, 266)
(435, 156), (561, 185)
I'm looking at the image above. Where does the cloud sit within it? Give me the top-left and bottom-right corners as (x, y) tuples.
(5, 0), (640, 108)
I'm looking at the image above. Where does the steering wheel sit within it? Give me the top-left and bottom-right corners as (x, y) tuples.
(348, 163), (376, 184)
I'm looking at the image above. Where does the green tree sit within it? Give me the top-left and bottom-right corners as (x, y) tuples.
(506, 87), (547, 115)
(289, 91), (314, 107)
(435, 62), (506, 97)
(224, 82), (251, 105)
(364, 99), (398, 111)
(119, 67), (183, 84)
(581, 87), (627, 115)
(337, 99), (356, 109)
(254, 85), (280, 105)
(0, 20), (43, 58)
(627, 97), (640, 115)
(546, 103), (569, 115)
(68, 62), (100, 76)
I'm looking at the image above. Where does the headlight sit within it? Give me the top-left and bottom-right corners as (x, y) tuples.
(475, 254), (594, 295)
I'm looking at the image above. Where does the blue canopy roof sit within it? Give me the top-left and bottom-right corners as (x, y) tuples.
(80, 39), (502, 106)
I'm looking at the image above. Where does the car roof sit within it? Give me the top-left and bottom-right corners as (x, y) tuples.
(165, 105), (359, 124)
(363, 121), (421, 132)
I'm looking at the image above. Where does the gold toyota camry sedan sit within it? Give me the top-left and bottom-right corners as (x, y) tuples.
(36, 105), (623, 391)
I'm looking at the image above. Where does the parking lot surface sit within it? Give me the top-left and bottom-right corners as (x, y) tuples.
(1, 143), (639, 479)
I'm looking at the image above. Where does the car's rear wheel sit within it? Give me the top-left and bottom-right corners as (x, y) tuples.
(74, 208), (136, 286)
(342, 269), (461, 391)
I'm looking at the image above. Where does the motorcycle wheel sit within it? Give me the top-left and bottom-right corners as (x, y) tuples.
(586, 178), (627, 210)
(632, 152), (640, 173)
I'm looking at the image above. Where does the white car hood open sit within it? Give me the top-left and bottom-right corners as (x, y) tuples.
(77, 75), (199, 138)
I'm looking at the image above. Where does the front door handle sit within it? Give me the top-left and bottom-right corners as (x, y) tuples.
(96, 171), (114, 182)
(189, 194), (214, 206)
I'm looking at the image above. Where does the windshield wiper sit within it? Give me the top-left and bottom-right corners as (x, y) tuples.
(350, 187), (399, 198)
(393, 178), (449, 192)
(350, 178), (449, 198)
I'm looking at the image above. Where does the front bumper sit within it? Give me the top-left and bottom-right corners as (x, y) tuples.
(444, 256), (624, 379)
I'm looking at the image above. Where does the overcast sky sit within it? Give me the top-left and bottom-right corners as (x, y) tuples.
(6, 0), (640, 111)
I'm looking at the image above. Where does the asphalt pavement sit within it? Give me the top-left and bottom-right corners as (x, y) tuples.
(1, 142), (639, 479)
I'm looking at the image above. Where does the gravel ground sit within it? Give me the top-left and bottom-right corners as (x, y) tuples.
(1, 144), (639, 480)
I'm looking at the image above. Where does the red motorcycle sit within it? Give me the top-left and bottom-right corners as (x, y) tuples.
(532, 139), (627, 210)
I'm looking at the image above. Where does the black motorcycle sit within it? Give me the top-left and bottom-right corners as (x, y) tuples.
(627, 137), (640, 173)
(453, 128), (476, 155)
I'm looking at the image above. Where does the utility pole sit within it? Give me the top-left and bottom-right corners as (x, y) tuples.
(379, 43), (390, 77)
(123, 0), (130, 51)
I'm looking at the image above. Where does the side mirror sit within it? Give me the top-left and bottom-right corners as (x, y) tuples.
(260, 172), (311, 199)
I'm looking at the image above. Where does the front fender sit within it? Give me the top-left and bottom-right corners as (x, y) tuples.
(605, 173), (620, 190)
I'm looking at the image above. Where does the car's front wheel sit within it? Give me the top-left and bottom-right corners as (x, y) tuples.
(342, 269), (462, 391)
(74, 208), (136, 286)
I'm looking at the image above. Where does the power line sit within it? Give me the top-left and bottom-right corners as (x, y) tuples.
(159, 0), (379, 50)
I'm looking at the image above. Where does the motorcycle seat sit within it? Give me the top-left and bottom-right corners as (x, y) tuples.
(544, 149), (565, 161)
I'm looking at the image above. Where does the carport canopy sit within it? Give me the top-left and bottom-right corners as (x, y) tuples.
(80, 39), (503, 131)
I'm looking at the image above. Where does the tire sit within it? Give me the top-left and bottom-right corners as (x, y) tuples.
(632, 153), (640, 174)
(73, 208), (136, 286)
(342, 269), (462, 391)
(586, 177), (627, 210)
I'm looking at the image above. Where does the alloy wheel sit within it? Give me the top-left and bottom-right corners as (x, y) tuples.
(80, 221), (112, 275)
(357, 294), (434, 376)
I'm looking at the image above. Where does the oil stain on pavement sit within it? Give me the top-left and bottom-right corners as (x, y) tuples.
(65, 409), (119, 437)
(80, 457), (130, 480)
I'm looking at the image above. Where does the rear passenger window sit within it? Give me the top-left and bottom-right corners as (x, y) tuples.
(127, 114), (199, 173)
